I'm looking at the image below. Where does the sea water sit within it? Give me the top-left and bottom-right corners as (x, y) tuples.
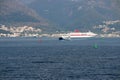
(0, 37), (120, 80)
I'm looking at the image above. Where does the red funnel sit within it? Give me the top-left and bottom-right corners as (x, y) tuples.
(74, 29), (79, 32)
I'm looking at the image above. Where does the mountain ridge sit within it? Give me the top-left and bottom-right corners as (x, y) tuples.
(0, 0), (120, 33)
(29, 0), (120, 31)
(0, 0), (60, 32)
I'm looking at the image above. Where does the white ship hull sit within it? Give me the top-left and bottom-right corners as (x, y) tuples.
(59, 31), (97, 40)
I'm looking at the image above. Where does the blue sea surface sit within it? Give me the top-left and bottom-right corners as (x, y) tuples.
(0, 37), (120, 80)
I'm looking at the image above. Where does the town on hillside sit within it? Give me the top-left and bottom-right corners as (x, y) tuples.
(0, 25), (120, 38)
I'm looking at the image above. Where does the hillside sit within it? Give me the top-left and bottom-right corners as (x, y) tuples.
(0, 0), (59, 32)
(0, 0), (41, 22)
(29, 0), (120, 32)
(0, 0), (120, 34)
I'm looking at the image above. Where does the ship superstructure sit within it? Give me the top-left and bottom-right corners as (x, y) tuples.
(59, 30), (97, 40)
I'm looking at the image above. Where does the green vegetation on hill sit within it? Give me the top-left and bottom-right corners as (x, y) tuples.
(0, 0), (60, 32)
(0, 30), (11, 34)
(29, 0), (120, 31)
(0, 0), (40, 22)
(0, 0), (120, 33)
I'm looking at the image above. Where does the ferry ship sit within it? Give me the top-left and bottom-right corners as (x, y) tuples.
(59, 30), (97, 40)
